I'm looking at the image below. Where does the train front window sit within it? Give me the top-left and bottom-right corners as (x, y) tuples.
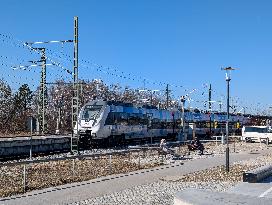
(244, 127), (267, 133)
(82, 105), (102, 120)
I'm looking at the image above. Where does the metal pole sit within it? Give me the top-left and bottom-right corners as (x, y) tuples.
(56, 117), (59, 134)
(80, 82), (83, 105)
(181, 97), (186, 141)
(30, 117), (32, 159)
(71, 16), (79, 154)
(226, 78), (230, 172)
(209, 84), (212, 137)
(42, 49), (45, 134)
(72, 159), (75, 179)
(219, 100), (223, 141)
(172, 113), (175, 136)
(166, 84), (169, 109)
(109, 154), (112, 174)
(59, 107), (61, 129)
(233, 137), (236, 152)
(37, 104), (40, 134)
(38, 48), (46, 135)
(138, 151), (140, 169)
(23, 164), (26, 193)
(150, 91), (153, 106)
(56, 107), (61, 134)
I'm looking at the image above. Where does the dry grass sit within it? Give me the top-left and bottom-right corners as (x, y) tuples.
(0, 152), (159, 197)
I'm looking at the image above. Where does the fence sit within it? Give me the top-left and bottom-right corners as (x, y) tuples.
(0, 139), (250, 198)
(0, 147), (183, 198)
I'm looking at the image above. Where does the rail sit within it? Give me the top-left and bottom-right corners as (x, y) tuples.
(0, 148), (156, 167)
(0, 138), (240, 167)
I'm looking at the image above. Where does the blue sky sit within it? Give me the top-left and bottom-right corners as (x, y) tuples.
(0, 0), (272, 114)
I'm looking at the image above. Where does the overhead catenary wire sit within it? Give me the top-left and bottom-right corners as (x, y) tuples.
(41, 46), (186, 89)
(0, 33), (73, 75)
(0, 33), (211, 108)
(0, 32), (258, 114)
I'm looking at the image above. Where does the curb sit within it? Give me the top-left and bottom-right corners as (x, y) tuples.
(243, 164), (272, 183)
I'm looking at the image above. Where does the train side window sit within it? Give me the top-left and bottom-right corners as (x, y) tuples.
(119, 112), (128, 125)
(138, 114), (144, 124)
(160, 120), (167, 129)
(128, 113), (143, 125)
(151, 118), (161, 129)
(142, 114), (149, 125)
(128, 113), (137, 125)
(105, 112), (115, 125)
(166, 121), (174, 129)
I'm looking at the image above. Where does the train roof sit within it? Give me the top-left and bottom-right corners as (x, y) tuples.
(106, 100), (134, 107)
(84, 100), (159, 109)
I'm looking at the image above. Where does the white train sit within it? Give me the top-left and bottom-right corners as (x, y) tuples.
(75, 100), (248, 146)
(75, 100), (181, 146)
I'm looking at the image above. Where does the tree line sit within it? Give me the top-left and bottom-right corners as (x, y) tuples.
(0, 79), (176, 135)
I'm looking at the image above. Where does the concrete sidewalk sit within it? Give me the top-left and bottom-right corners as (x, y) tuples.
(174, 188), (272, 205)
(1, 148), (271, 205)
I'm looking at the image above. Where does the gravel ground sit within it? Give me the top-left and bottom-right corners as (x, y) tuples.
(71, 181), (236, 205)
(0, 153), (158, 197)
(70, 145), (272, 205)
(0, 141), (271, 199)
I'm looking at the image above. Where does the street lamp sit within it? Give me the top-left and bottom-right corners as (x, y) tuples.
(222, 66), (237, 172)
(180, 96), (186, 141)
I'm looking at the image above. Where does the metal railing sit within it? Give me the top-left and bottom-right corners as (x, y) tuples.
(2, 138), (258, 198)
(0, 147), (177, 198)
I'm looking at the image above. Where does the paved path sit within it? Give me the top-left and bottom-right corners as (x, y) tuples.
(227, 181), (272, 198)
(174, 174), (272, 205)
(174, 188), (272, 205)
(1, 148), (271, 205)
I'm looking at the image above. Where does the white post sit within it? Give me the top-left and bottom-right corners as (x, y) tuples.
(233, 137), (236, 152)
(30, 117), (33, 159)
(23, 164), (26, 193)
(109, 154), (112, 174)
(138, 151), (140, 169)
(72, 159), (75, 179)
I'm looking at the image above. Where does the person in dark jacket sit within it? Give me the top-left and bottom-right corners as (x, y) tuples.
(188, 138), (204, 155)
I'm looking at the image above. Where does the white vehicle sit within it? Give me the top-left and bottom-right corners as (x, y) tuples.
(241, 126), (272, 143)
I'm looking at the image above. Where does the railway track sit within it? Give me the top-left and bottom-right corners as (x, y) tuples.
(0, 132), (224, 161)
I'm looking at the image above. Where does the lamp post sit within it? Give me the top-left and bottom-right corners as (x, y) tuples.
(222, 66), (237, 172)
(30, 116), (33, 160)
(180, 96), (186, 141)
(209, 84), (212, 137)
